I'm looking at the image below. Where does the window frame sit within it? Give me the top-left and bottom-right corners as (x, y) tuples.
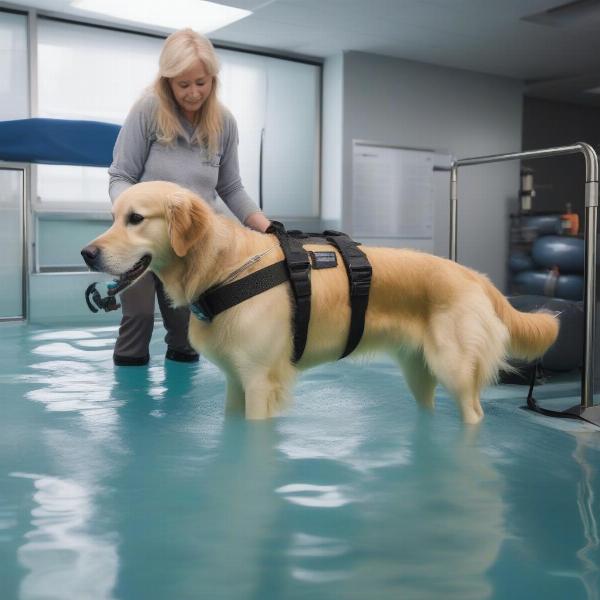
(0, 162), (29, 319)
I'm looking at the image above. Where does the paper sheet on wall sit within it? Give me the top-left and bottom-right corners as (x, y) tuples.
(352, 143), (435, 239)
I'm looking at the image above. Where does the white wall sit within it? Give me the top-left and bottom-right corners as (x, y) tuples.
(327, 51), (524, 291)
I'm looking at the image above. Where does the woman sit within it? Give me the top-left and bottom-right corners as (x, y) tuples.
(108, 28), (271, 366)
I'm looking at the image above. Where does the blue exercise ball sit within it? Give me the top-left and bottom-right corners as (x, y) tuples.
(531, 235), (584, 273)
(513, 270), (583, 301)
(509, 251), (535, 273)
(520, 215), (563, 236)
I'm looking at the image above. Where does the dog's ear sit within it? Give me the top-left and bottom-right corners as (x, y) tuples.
(166, 189), (211, 257)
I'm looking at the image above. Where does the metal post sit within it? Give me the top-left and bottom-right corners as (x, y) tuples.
(582, 201), (597, 408)
(579, 143), (598, 410)
(449, 164), (458, 261)
(450, 142), (600, 426)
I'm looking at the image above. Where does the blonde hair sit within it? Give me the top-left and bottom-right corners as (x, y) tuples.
(152, 28), (222, 154)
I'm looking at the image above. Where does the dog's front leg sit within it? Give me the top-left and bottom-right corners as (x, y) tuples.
(243, 373), (275, 419)
(225, 375), (245, 416)
(241, 365), (292, 420)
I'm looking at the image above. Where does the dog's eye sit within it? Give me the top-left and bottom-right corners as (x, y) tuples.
(128, 213), (144, 225)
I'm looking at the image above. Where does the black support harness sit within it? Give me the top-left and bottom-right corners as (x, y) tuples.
(190, 221), (373, 364)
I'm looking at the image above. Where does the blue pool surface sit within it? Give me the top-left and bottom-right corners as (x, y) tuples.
(0, 322), (599, 600)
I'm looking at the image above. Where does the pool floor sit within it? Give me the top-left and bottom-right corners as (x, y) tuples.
(1, 322), (599, 600)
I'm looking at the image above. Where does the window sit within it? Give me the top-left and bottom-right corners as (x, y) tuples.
(217, 49), (320, 217)
(262, 56), (320, 218)
(38, 20), (162, 122)
(35, 19), (321, 219)
(217, 48), (267, 208)
(0, 10), (29, 120)
(36, 19), (163, 209)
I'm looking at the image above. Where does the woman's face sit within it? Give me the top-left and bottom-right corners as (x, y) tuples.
(169, 60), (213, 120)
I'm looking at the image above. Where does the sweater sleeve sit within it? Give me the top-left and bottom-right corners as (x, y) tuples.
(216, 111), (262, 223)
(108, 95), (154, 202)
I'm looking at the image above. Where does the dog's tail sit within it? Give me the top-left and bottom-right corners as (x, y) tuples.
(481, 278), (559, 361)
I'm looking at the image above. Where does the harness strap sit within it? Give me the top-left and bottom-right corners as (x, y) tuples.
(267, 221), (312, 363)
(190, 224), (372, 365)
(324, 230), (372, 358)
(191, 260), (289, 322)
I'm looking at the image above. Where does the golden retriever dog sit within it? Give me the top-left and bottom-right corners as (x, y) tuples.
(82, 181), (559, 424)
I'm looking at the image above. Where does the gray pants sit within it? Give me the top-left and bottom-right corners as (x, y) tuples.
(114, 271), (195, 359)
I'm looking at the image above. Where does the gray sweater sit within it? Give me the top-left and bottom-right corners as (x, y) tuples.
(108, 94), (260, 223)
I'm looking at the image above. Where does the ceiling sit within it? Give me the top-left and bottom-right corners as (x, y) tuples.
(8, 0), (600, 106)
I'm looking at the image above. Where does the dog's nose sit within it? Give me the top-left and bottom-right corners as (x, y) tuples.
(81, 245), (100, 269)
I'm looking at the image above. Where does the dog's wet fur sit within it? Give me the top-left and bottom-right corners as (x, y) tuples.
(82, 181), (559, 424)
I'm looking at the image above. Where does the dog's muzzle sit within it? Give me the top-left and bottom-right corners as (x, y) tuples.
(81, 245), (152, 296)
(81, 245), (102, 271)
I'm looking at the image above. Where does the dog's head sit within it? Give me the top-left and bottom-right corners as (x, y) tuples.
(81, 181), (212, 294)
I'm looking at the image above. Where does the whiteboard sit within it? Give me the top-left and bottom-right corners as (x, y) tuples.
(352, 141), (449, 240)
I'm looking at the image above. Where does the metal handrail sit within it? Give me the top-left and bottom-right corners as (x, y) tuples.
(449, 142), (598, 415)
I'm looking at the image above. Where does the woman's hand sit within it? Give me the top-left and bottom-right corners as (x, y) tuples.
(244, 211), (272, 233)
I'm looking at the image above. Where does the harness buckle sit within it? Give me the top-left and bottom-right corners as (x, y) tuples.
(348, 264), (372, 297)
(191, 296), (214, 322)
(287, 258), (311, 298)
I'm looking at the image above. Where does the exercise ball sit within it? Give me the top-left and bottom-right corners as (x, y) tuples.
(513, 270), (583, 301)
(531, 235), (584, 273)
(509, 251), (535, 273)
(520, 214), (563, 236)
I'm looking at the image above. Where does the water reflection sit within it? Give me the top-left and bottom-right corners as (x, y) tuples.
(275, 369), (507, 600)
(497, 416), (600, 600)
(288, 532), (350, 558)
(24, 360), (122, 444)
(31, 330), (98, 341)
(12, 472), (118, 600)
(333, 422), (506, 600)
(14, 329), (124, 599)
(571, 433), (599, 600)
(276, 483), (355, 508)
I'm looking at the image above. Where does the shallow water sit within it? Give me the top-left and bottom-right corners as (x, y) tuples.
(1, 323), (599, 600)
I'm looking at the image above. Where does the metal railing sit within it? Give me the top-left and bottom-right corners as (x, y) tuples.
(449, 143), (599, 420)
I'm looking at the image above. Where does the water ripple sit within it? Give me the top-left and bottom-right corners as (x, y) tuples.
(276, 483), (355, 508)
(288, 532), (350, 558)
(32, 342), (112, 362)
(11, 473), (118, 600)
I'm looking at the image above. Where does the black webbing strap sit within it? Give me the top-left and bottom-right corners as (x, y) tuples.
(267, 221), (312, 363)
(190, 223), (372, 365)
(324, 230), (372, 358)
(190, 260), (289, 322)
(526, 362), (582, 420)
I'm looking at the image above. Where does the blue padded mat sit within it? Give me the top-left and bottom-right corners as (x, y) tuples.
(0, 118), (120, 167)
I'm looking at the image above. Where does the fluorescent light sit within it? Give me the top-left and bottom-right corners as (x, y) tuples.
(72, 0), (252, 34)
(585, 86), (600, 95)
